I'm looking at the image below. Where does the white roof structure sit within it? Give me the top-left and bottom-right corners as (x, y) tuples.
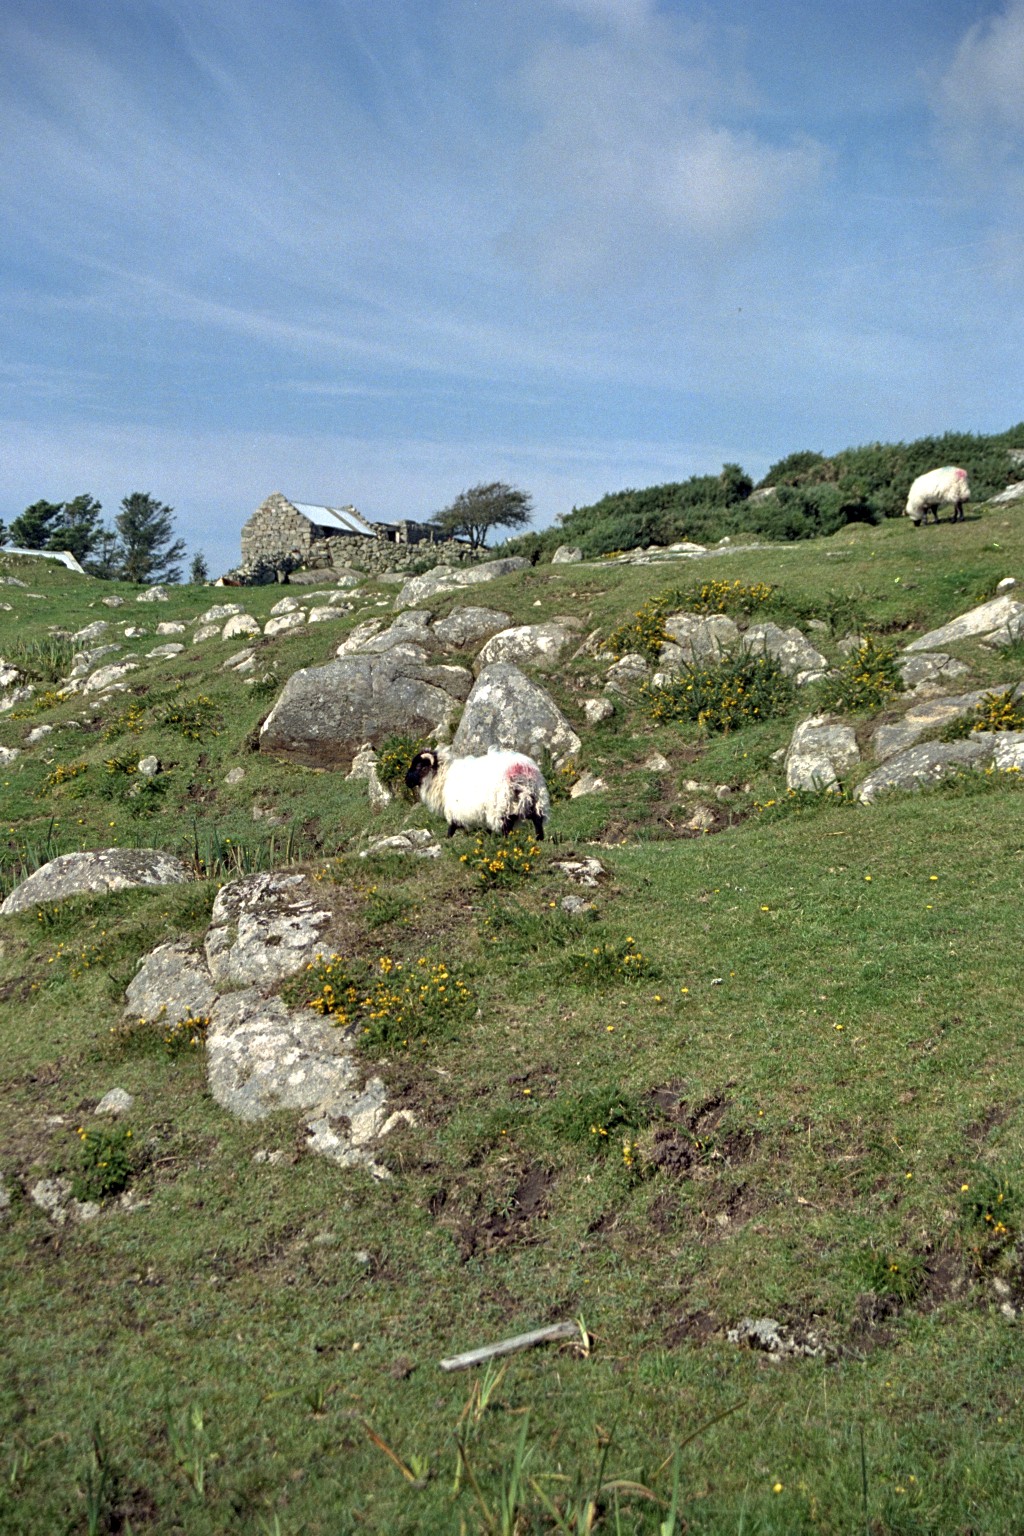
(5, 547), (87, 573)
(290, 502), (379, 537)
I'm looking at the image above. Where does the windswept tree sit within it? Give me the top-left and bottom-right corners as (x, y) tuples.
(48, 494), (105, 563)
(9, 499), (64, 549)
(114, 492), (186, 584)
(435, 481), (533, 550)
(189, 551), (210, 584)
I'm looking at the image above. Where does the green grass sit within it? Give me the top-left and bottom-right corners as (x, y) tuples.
(3, 519), (1024, 1532)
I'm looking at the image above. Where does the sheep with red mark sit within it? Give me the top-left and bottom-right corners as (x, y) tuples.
(905, 467), (971, 525)
(405, 746), (551, 840)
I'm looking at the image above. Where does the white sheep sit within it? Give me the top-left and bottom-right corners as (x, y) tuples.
(404, 745), (551, 839)
(905, 466), (971, 525)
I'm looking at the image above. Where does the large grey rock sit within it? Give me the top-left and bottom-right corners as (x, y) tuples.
(857, 738), (993, 803)
(551, 545), (582, 563)
(264, 611), (305, 637)
(477, 621), (574, 669)
(604, 653), (651, 690)
(204, 872), (332, 988)
(991, 731), (1024, 770)
(785, 716), (860, 792)
(270, 596), (302, 615)
(742, 622), (828, 684)
(897, 652), (970, 696)
(200, 603), (244, 623)
(660, 613), (740, 667)
(259, 652), (472, 765)
(1, 848), (192, 915)
(432, 606), (510, 649)
(872, 686), (1011, 761)
(987, 482), (1024, 505)
(0, 659), (25, 690)
(222, 613), (260, 640)
(337, 610), (433, 656)
(206, 993), (405, 1177)
(95, 1088), (135, 1117)
(395, 557), (530, 609)
(905, 596), (1024, 652)
(334, 617), (388, 655)
(452, 662), (581, 760)
(124, 941), (219, 1024)
(137, 585), (169, 603)
(72, 620), (110, 643)
(147, 643), (185, 659)
(156, 621), (187, 635)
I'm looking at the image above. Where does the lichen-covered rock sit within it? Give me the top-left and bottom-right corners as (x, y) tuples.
(584, 697), (615, 725)
(259, 652), (472, 766)
(660, 613), (740, 668)
(222, 613), (260, 640)
(785, 716), (860, 792)
(337, 610), (433, 656)
(82, 658), (139, 693)
(477, 621), (574, 669)
(742, 622), (828, 684)
(204, 872), (332, 988)
(551, 545), (583, 563)
(432, 606), (511, 649)
(206, 992), (357, 1121)
(124, 941), (219, 1024)
(452, 661), (581, 760)
(1, 848), (192, 915)
(395, 557), (530, 609)
(905, 595), (1024, 652)
(872, 686), (1013, 761)
(857, 738), (993, 803)
(264, 611), (306, 637)
(897, 652), (970, 695)
(360, 828), (440, 858)
(137, 585), (169, 603)
(147, 643), (185, 659)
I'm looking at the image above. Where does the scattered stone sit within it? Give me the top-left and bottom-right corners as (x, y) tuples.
(204, 873), (333, 988)
(72, 620), (110, 643)
(453, 662), (582, 761)
(26, 725), (54, 745)
(82, 658), (139, 694)
(346, 744), (379, 780)
(897, 652), (970, 695)
(156, 621), (187, 635)
(224, 766), (245, 785)
(683, 806), (715, 832)
(569, 772), (607, 798)
(0, 745), (21, 764)
(784, 716), (860, 792)
(137, 585), (170, 603)
(200, 603), (244, 623)
(29, 1178), (100, 1226)
(584, 697), (615, 726)
(264, 612), (306, 637)
(101, 596), (125, 608)
(551, 545), (583, 563)
(660, 613), (740, 668)
(124, 941), (219, 1025)
(223, 648), (256, 671)
(395, 556), (530, 609)
(308, 606), (346, 623)
(193, 623), (222, 643)
(147, 643), (186, 659)
(996, 577), (1017, 593)
(561, 894), (596, 917)
(991, 731), (1024, 770)
(222, 613), (260, 640)
(123, 625), (147, 639)
(552, 856), (605, 887)
(605, 653), (650, 688)
(137, 755), (159, 777)
(2, 848), (192, 915)
(360, 828), (440, 858)
(270, 596), (302, 615)
(987, 483), (1024, 505)
(95, 1088), (135, 1117)
(726, 1316), (832, 1359)
(905, 595), (1024, 652)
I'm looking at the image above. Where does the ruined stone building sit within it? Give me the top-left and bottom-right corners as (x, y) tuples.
(240, 492), (444, 571)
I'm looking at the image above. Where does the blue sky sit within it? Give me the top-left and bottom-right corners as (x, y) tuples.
(3, 0), (1023, 574)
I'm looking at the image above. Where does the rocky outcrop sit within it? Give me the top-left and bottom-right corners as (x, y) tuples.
(395, 557), (530, 609)
(857, 738), (994, 803)
(452, 662), (581, 761)
(259, 652), (473, 765)
(660, 613), (740, 667)
(905, 595), (1024, 652)
(124, 942), (219, 1024)
(785, 717), (860, 792)
(872, 686), (1014, 761)
(741, 622), (828, 685)
(897, 653), (970, 696)
(1, 849), (192, 916)
(477, 621), (575, 669)
(204, 873), (333, 989)
(431, 606), (510, 649)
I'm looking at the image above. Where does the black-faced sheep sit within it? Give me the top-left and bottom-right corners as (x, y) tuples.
(905, 467), (971, 525)
(405, 746), (551, 840)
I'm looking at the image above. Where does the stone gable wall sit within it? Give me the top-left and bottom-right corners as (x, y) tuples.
(238, 493), (486, 578)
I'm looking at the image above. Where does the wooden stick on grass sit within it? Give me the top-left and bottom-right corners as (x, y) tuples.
(439, 1320), (583, 1372)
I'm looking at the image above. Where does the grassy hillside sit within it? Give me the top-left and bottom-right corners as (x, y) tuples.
(509, 423), (1024, 558)
(2, 505), (1024, 1534)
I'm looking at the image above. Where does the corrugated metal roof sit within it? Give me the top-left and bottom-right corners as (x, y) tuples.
(291, 501), (377, 537)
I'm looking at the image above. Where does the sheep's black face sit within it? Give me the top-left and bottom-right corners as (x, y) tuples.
(404, 750), (437, 790)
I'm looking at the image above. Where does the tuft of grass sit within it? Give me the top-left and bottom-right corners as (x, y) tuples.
(71, 1123), (136, 1202)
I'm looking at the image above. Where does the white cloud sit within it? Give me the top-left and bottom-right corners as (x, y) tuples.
(937, 0), (1024, 160)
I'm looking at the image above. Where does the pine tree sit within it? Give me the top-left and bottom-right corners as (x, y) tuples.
(114, 493), (186, 584)
(9, 500), (64, 549)
(48, 494), (105, 563)
(189, 551), (210, 584)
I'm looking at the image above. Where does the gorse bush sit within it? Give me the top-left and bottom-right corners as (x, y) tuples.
(375, 733), (428, 795)
(460, 833), (540, 889)
(818, 635), (903, 713)
(664, 578), (775, 616)
(299, 952), (474, 1050)
(643, 653), (793, 732)
(605, 597), (670, 662)
(72, 1124), (135, 1202)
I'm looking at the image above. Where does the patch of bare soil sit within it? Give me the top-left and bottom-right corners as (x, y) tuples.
(436, 1162), (556, 1261)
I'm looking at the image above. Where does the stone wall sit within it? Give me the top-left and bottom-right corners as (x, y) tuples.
(240, 494), (317, 566)
(238, 492), (485, 580)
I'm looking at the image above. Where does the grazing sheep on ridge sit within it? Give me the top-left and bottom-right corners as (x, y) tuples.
(405, 746), (551, 840)
(905, 466), (971, 526)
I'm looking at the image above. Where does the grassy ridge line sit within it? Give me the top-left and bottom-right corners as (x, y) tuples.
(2, 514), (1024, 1532)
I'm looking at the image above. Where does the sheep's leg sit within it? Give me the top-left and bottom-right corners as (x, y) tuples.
(499, 814), (517, 836)
(530, 813), (545, 841)
(446, 821), (461, 838)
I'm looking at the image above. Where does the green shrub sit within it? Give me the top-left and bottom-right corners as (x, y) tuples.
(375, 733), (428, 795)
(71, 1124), (136, 1202)
(643, 654), (793, 732)
(459, 832), (540, 889)
(819, 635), (903, 714)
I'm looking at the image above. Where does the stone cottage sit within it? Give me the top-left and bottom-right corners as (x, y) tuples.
(240, 493), (444, 571)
